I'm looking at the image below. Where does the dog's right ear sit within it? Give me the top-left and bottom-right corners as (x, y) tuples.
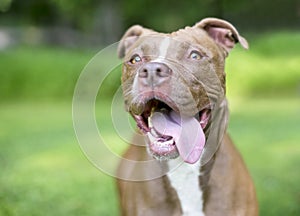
(117, 25), (153, 58)
(195, 18), (249, 53)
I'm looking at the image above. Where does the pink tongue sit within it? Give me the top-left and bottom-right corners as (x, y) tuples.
(151, 111), (205, 164)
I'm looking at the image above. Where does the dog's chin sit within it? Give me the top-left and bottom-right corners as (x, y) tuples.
(145, 136), (180, 162)
(147, 146), (180, 162)
(131, 98), (212, 163)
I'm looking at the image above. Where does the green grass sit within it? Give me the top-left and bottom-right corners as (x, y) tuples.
(226, 31), (300, 98)
(0, 46), (93, 101)
(0, 45), (122, 102)
(0, 102), (120, 216)
(0, 99), (299, 215)
(0, 31), (300, 215)
(228, 98), (300, 215)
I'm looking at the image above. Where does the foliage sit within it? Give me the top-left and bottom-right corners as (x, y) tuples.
(0, 0), (12, 12)
(50, 0), (99, 31)
(0, 0), (299, 38)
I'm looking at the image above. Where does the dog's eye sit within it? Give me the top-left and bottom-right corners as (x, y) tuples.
(189, 51), (202, 60)
(129, 55), (142, 64)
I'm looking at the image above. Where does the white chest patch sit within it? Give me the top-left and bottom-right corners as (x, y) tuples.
(167, 159), (205, 216)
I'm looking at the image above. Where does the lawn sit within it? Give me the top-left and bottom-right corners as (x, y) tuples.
(0, 102), (120, 216)
(228, 98), (300, 215)
(0, 31), (300, 215)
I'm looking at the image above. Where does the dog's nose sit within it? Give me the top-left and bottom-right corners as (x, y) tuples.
(138, 62), (172, 87)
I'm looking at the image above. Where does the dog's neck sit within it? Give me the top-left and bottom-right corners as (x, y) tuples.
(163, 99), (227, 215)
(167, 159), (206, 215)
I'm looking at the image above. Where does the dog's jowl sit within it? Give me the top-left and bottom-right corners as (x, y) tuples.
(116, 18), (258, 216)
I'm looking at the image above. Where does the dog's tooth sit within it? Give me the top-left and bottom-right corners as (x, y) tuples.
(165, 139), (174, 145)
(156, 142), (162, 147)
(151, 128), (160, 137)
(149, 116), (161, 138)
(156, 139), (174, 147)
(148, 117), (153, 128)
(151, 106), (156, 114)
(147, 132), (156, 143)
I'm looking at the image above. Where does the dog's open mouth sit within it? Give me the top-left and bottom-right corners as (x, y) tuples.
(132, 99), (211, 164)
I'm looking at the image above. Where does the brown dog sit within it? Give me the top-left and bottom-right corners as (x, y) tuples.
(116, 18), (258, 216)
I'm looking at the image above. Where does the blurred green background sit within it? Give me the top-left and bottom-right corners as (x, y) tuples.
(0, 0), (300, 215)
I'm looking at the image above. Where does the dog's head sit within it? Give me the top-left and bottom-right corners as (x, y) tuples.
(118, 18), (248, 164)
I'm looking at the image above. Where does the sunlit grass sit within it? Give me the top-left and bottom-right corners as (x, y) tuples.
(227, 97), (300, 216)
(226, 31), (300, 98)
(1, 98), (299, 215)
(0, 102), (120, 216)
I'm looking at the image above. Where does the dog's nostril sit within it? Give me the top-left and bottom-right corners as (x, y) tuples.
(139, 69), (148, 78)
(156, 68), (171, 77)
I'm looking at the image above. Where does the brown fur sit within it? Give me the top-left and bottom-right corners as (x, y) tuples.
(117, 18), (258, 215)
(117, 134), (258, 215)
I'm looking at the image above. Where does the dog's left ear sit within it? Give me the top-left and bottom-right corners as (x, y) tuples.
(195, 18), (249, 52)
(117, 25), (154, 58)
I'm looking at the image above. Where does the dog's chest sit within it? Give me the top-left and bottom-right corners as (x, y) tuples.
(167, 160), (205, 216)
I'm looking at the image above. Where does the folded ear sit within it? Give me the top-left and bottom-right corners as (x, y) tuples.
(117, 25), (154, 58)
(195, 18), (249, 52)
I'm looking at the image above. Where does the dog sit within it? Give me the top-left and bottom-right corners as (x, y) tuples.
(116, 18), (258, 216)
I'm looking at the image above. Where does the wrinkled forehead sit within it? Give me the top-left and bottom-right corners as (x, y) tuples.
(125, 30), (214, 61)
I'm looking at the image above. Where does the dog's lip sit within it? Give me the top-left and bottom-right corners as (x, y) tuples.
(133, 114), (150, 133)
(130, 92), (179, 116)
(132, 97), (212, 134)
(132, 100), (212, 162)
(196, 104), (212, 129)
(146, 132), (178, 158)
